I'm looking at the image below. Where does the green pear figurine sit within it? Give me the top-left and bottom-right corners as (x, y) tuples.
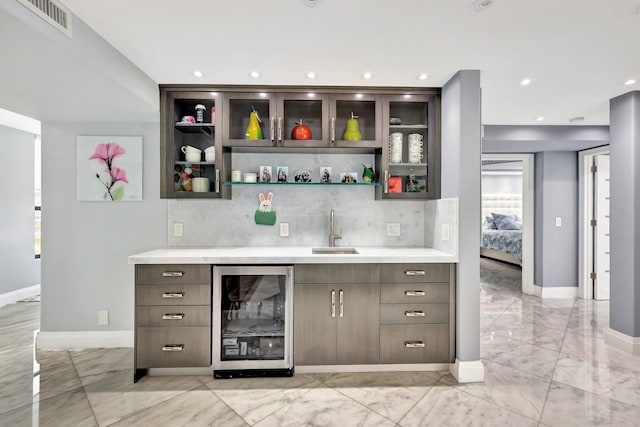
(343, 112), (362, 141)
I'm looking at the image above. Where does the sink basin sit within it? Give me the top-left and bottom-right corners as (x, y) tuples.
(312, 247), (359, 255)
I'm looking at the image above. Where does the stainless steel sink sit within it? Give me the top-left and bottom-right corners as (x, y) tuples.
(312, 247), (359, 255)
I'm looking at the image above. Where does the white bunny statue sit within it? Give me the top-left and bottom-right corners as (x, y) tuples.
(258, 192), (273, 212)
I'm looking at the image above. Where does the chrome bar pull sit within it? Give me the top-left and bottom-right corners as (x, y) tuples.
(162, 271), (184, 277)
(383, 170), (389, 194)
(405, 270), (426, 276)
(270, 116), (275, 143)
(404, 341), (426, 348)
(331, 290), (336, 318)
(277, 117), (283, 143)
(405, 310), (426, 317)
(404, 290), (426, 296)
(331, 117), (336, 143)
(215, 169), (220, 193)
(162, 313), (185, 320)
(161, 344), (184, 352)
(162, 292), (184, 298)
(339, 290), (344, 318)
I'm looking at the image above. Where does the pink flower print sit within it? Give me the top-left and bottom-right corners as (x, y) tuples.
(109, 166), (129, 184)
(89, 143), (126, 165)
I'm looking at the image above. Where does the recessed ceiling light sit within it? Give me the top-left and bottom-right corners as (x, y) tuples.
(569, 116), (585, 124)
(250, 71), (260, 78)
(308, 92), (315, 97)
(193, 70), (203, 78)
(306, 71), (316, 79)
(417, 73), (429, 80)
(404, 94), (412, 99)
(210, 92), (217, 96)
(520, 78), (531, 86)
(472, 0), (493, 11)
(624, 79), (636, 86)
(355, 93), (363, 99)
(362, 72), (373, 80)
(259, 92), (267, 98)
(536, 116), (544, 121)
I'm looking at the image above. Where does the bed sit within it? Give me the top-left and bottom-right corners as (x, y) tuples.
(481, 194), (523, 266)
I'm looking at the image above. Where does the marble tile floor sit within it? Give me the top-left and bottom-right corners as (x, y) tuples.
(2, 259), (640, 426)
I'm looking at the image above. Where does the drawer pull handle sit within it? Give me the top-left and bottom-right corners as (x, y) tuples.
(405, 290), (426, 296)
(404, 341), (426, 348)
(161, 344), (184, 352)
(405, 270), (426, 276)
(162, 313), (185, 320)
(162, 272), (184, 277)
(162, 292), (184, 298)
(405, 311), (426, 317)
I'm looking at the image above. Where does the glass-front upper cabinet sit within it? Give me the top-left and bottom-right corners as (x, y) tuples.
(329, 93), (382, 149)
(160, 89), (229, 199)
(377, 93), (440, 200)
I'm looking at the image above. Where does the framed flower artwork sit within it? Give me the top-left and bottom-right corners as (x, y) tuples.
(76, 136), (143, 201)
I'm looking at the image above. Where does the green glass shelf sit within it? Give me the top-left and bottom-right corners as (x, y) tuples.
(224, 181), (379, 186)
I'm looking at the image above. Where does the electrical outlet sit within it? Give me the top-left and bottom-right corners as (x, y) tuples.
(387, 223), (401, 237)
(279, 222), (290, 237)
(173, 222), (184, 237)
(98, 310), (109, 325)
(441, 224), (450, 242)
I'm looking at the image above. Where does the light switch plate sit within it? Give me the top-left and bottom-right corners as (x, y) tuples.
(441, 224), (450, 242)
(387, 223), (401, 237)
(173, 222), (184, 237)
(280, 222), (290, 237)
(555, 217), (562, 227)
(98, 310), (109, 325)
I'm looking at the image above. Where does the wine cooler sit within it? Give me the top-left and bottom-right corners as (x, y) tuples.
(212, 266), (293, 378)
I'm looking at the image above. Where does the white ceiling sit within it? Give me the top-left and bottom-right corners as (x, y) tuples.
(60, 0), (640, 126)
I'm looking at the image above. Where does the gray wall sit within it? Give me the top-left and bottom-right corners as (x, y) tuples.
(442, 70), (481, 362)
(40, 122), (167, 332)
(0, 125), (40, 294)
(609, 91), (640, 337)
(534, 151), (578, 287)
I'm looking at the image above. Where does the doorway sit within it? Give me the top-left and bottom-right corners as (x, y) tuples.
(481, 154), (535, 295)
(579, 147), (611, 300)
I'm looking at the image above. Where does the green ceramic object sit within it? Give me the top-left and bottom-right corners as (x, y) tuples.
(254, 210), (276, 226)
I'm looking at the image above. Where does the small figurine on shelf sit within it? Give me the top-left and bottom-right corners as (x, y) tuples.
(179, 166), (203, 192)
(245, 106), (262, 140)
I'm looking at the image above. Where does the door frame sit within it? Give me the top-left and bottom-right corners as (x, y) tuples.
(481, 154), (535, 295)
(578, 146), (610, 299)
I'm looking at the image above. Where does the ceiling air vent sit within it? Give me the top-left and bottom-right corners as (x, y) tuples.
(16, 0), (73, 38)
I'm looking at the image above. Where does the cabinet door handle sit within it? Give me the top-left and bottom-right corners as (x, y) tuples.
(404, 341), (426, 348)
(405, 290), (426, 296)
(161, 344), (184, 352)
(331, 117), (336, 143)
(270, 116), (275, 143)
(405, 270), (426, 276)
(162, 292), (184, 298)
(162, 313), (185, 320)
(405, 310), (426, 317)
(215, 169), (220, 193)
(162, 271), (184, 277)
(339, 290), (344, 318)
(277, 117), (283, 143)
(331, 290), (336, 318)
(383, 170), (389, 194)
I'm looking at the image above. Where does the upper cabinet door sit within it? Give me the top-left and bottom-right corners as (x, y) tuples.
(222, 92), (278, 147)
(276, 92), (329, 148)
(329, 93), (382, 150)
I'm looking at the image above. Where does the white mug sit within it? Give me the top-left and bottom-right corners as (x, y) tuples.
(205, 151), (215, 162)
(408, 133), (423, 143)
(244, 172), (257, 183)
(185, 152), (201, 163)
(231, 169), (242, 182)
(181, 145), (201, 155)
(191, 177), (210, 192)
(408, 152), (424, 164)
(389, 138), (402, 163)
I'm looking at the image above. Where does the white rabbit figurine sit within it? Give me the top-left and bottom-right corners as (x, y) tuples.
(258, 192), (273, 212)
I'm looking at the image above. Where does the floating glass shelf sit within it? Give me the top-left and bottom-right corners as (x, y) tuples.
(225, 181), (379, 186)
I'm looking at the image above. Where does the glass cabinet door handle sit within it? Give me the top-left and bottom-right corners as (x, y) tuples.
(215, 169), (220, 193)
(331, 117), (336, 143)
(331, 290), (336, 318)
(270, 116), (275, 143)
(339, 290), (344, 318)
(383, 170), (389, 194)
(161, 344), (184, 352)
(405, 290), (426, 296)
(277, 117), (283, 143)
(404, 341), (426, 348)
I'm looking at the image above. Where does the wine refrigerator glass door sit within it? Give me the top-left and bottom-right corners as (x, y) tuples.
(213, 266), (293, 373)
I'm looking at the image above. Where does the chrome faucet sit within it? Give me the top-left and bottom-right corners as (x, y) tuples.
(329, 209), (342, 247)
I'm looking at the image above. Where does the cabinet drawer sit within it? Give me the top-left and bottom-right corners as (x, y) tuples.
(295, 264), (380, 284)
(136, 327), (211, 368)
(137, 306), (211, 327)
(380, 324), (450, 363)
(381, 264), (449, 283)
(136, 265), (211, 285)
(380, 303), (448, 324)
(137, 284), (211, 306)
(381, 283), (449, 303)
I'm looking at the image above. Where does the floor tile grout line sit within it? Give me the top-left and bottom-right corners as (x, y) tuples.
(67, 349), (102, 426)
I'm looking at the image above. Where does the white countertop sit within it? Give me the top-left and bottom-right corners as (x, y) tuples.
(128, 246), (458, 264)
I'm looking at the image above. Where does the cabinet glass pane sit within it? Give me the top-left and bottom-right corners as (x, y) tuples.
(335, 100), (376, 141)
(283, 99), (323, 140)
(389, 101), (428, 127)
(174, 99), (216, 124)
(388, 172), (429, 195)
(228, 99), (270, 140)
(219, 274), (287, 362)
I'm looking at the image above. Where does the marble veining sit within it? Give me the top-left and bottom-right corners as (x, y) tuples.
(2, 258), (640, 426)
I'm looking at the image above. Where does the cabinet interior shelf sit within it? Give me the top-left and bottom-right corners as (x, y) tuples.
(389, 124), (428, 129)
(225, 181), (380, 186)
(175, 161), (216, 165)
(175, 123), (214, 136)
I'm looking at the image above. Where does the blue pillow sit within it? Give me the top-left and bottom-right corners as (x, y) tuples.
(492, 212), (522, 230)
(485, 216), (498, 229)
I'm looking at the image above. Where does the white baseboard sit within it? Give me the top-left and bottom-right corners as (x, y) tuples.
(450, 359), (484, 383)
(533, 285), (578, 299)
(0, 284), (40, 308)
(605, 328), (640, 356)
(37, 331), (133, 349)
